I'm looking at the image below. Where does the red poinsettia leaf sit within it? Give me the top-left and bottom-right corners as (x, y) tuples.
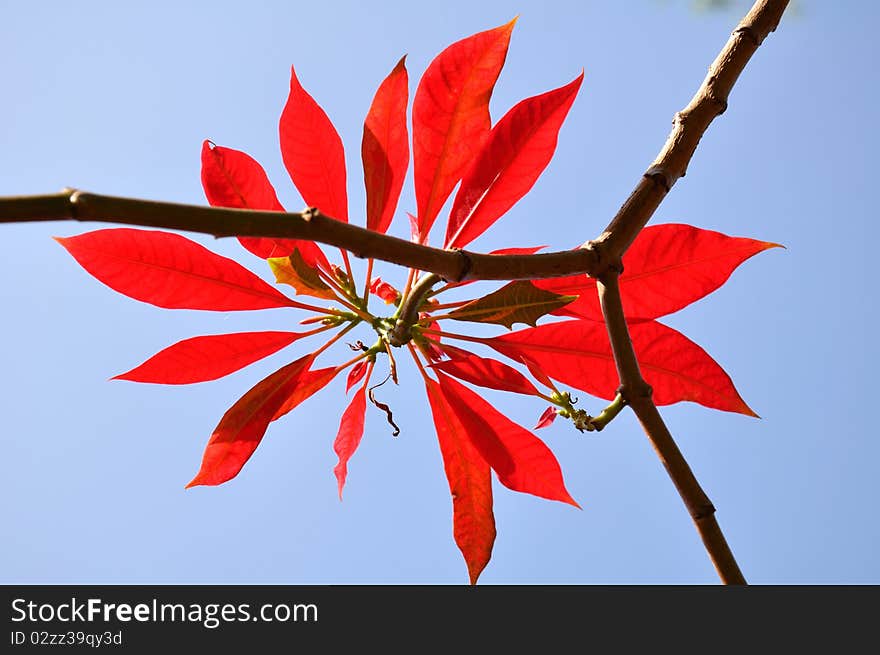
(445, 280), (576, 329)
(114, 331), (307, 385)
(487, 319), (756, 416)
(346, 360), (370, 393)
(425, 378), (495, 585)
(430, 349), (540, 396)
(407, 212), (421, 243)
(280, 65), (349, 223)
(272, 365), (340, 421)
(519, 354), (557, 392)
(201, 141), (284, 211)
(420, 328), (446, 362)
(333, 387), (368, 499)
(200, 141), (329, 269)
(534, 407), (557, 430)
(536, 224), (781, 320)
(186, 354), (316, 488)
(55, 228), (296, 311)
(412, 19), (516, 243)
(445, 73), (583, 249)
(488, 246), (546, 256)
(362, 56), (409, 234)
(369, 277), (401, 305)
(436, 372), (578, 507)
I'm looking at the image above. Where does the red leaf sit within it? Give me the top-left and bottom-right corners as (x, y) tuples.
(362, 56), (409, 234)
(430, 350), (539, 396)
(536, 224), (781, 320)
(200, 141), (329, 269)
(445, 73), (583, 249)
(369, 277), (401, 305)
(425, 378), (495, 585)
(534, 407), (557, 430)
(201, 141), (283, 211)
(114, 331), (307, 384)
(333, 387), (368, 499)
(435, 372), (578, 507)
(519, 354), (557, 392)
(487, 319), (756, 416)
(422, 329), (445, 362)
(488, 246), (546, 256)
(412, 19), (516, 242)
(272, 365), (340, 421)
(407, 212), (421, 243)
(55, 228), (296, 311)
(186, 354), (316, 488)
(346, 360), (369, 393)
(280, 66), (349, 222)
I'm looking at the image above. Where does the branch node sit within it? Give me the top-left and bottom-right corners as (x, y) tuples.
(692, 501), (717, 521)
(644, 166), (673, 192)
(452, 248), (473, 282)
(583, 239), (622, 278)
(301, 207), (319, 222)
(617, 381), (652, 404)
(734, 25), (761, 46)
(67, 189), (83, 220)
(387, 273), (441, 347)
(706, 89), (729, 115)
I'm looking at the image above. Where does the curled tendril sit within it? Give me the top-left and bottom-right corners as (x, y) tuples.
(368, 373), (400, 437)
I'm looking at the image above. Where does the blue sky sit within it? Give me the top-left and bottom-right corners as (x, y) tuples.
(1, 0), (877, 584)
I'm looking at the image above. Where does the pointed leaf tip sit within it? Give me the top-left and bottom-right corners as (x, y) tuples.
(185, 357), (313, 487)
(538, 224), (782, 321)
(446, 71), (583, 249)
(112, 331), (307, 385)
(56, 228), (296, 311)
(425, 379), (495, 584)
(412, 20), (515, 241)
(362, 54), (410, 234)
(488, 319), (756, 416)
(333, 388), (368, 500)
(281, 65), (349, 223)
(534, 406), (558, 430)
(199, 140), (329, 267)
(436, 372), (578, 508)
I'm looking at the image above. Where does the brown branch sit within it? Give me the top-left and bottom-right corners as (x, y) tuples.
(591, 0), (788, 261)
(585, 0), (787, 585)
(0, 189), (601, 283)
(598, 272), (746, 584)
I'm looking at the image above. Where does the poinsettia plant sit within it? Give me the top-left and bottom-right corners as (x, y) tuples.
(54, 19), (776, 583)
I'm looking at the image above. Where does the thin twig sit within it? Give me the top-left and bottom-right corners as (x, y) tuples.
(597, 271), (746, 584)
(388, 273), (441, 347)
(586, 0), (787, 584)
(591, 0), (788, 261)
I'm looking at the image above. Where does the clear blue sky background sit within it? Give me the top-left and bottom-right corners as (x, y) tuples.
(1, 1), (877, 584)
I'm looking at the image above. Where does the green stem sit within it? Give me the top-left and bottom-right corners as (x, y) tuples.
(588, 393), (626, 432)
(387, 273), (441, 347)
